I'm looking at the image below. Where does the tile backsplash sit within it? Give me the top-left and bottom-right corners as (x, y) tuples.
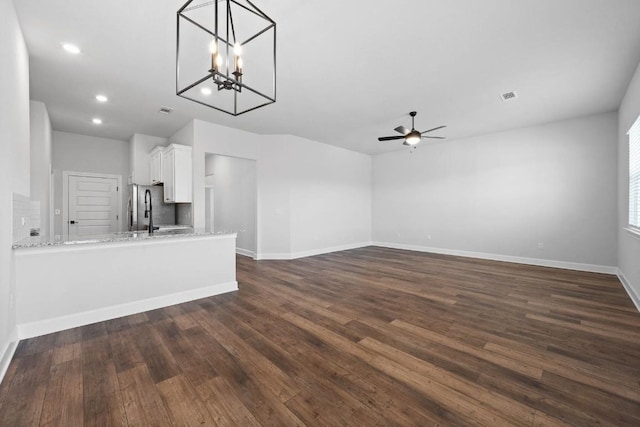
(31, 200), (41, 231)
(176, 203), (192, 226)
(13, 193), (41, 243)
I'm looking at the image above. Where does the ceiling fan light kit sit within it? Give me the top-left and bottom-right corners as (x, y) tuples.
(405, 130), (421, 146)
(176, 0), (276, 116)
(378, 111), (446, 146)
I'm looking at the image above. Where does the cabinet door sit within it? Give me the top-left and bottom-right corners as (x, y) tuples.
(150, 151), (162, 184)
(173, 149), (193, 202)
(162, 149), (175, 202)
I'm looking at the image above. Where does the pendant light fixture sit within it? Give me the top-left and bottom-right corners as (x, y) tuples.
(176, 0), (276, 116)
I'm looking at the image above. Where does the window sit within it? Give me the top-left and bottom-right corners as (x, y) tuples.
(629, 115), (640, 230)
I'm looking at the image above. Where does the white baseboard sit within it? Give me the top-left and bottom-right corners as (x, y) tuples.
(17, 281), (238, 340)
(289, 241), (372, 260)
(236, 247), (256, 258)
(257, 241), (372, 260)
(617, 269), (640, 312)
(0, 328), (18, 386)
(256, 252), (291, 260)
(372, 241), (618, 275)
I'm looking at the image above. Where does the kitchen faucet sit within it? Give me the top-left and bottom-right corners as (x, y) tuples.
(144, 189), (160, 234)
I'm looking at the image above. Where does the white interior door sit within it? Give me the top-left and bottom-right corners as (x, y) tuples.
(67, 175), (119, 237)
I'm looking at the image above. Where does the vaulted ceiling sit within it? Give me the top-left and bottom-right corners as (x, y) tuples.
(14, 0), (640, 154)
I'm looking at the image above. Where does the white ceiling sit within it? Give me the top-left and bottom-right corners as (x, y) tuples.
(14, 0), (640, 155)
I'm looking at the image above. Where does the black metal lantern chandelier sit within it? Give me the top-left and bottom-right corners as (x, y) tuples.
(176, 0), (276, 116)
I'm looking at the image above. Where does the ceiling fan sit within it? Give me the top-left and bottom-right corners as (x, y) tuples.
(378, 111), (446, 146)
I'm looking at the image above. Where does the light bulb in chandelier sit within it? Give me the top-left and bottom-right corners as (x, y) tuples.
(209, 40), (218, 71)
(234, 43), (243, 74)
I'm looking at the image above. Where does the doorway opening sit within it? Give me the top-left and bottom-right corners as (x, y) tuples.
(204, 154), (257, 258)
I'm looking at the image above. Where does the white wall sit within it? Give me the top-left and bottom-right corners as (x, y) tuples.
(170, 120), (195, 146)
(373, 112), (618, 270)
(0, 0), (30, 381)
(129, 133), (168, 185)
(8, 22), (30, 198)
(205, 154), (257, 255)
(175, 119), (372, 259)
(618, 60), (640, 305)
(52, 131), (130, 236)
(257, 136), (294, 256)
(29, 101), (52, 238)
(288, 136), (372, 255)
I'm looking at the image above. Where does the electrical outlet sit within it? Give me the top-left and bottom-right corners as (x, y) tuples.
(21, 217), (26, 226)
(538, 242), (544, 249)
(55, 234), (61, 239)
(427, 234), (432, 240)
(55, 209), (61, 215)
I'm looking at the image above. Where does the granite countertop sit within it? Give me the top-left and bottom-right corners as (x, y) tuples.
(12, 228), (237, 249)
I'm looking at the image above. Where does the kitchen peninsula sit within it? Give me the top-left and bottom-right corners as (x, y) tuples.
(12, 229), (237, 339)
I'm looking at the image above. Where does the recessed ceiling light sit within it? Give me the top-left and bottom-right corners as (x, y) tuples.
(200, 87), (212, 95)
(62, 43), (81, 54)
(95, 94), (108, 102)
(92, 118), (103, 125)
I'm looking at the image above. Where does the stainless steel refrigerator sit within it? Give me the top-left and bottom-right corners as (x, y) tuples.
(127, 184), (176, 231)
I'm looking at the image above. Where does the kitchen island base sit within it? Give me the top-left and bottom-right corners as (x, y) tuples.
(14, 233), (237, 339)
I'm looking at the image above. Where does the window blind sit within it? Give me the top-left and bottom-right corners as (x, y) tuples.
(629, 116), (640, 229)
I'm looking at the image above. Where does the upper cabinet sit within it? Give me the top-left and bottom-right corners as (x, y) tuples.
(149, 146), (165, 185)
(162, 144), (192, 203)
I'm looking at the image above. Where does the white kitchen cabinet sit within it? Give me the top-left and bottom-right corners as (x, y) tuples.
(162, 144), (192, 203)
(149, 146), (165, 184)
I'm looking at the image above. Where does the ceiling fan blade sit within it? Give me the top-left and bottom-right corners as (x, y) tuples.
(423, 136), (446, 139)
(378, 135), (406, 141)
(394, 126), (410, 135)
(421, 125), (447, 134)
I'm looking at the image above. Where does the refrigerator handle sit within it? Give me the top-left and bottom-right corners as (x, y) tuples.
(127, 197), (133, 231)
(129, 185), (139, 231)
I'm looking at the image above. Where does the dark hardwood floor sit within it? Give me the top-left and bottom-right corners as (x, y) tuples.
(1, 246), (639, 426)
